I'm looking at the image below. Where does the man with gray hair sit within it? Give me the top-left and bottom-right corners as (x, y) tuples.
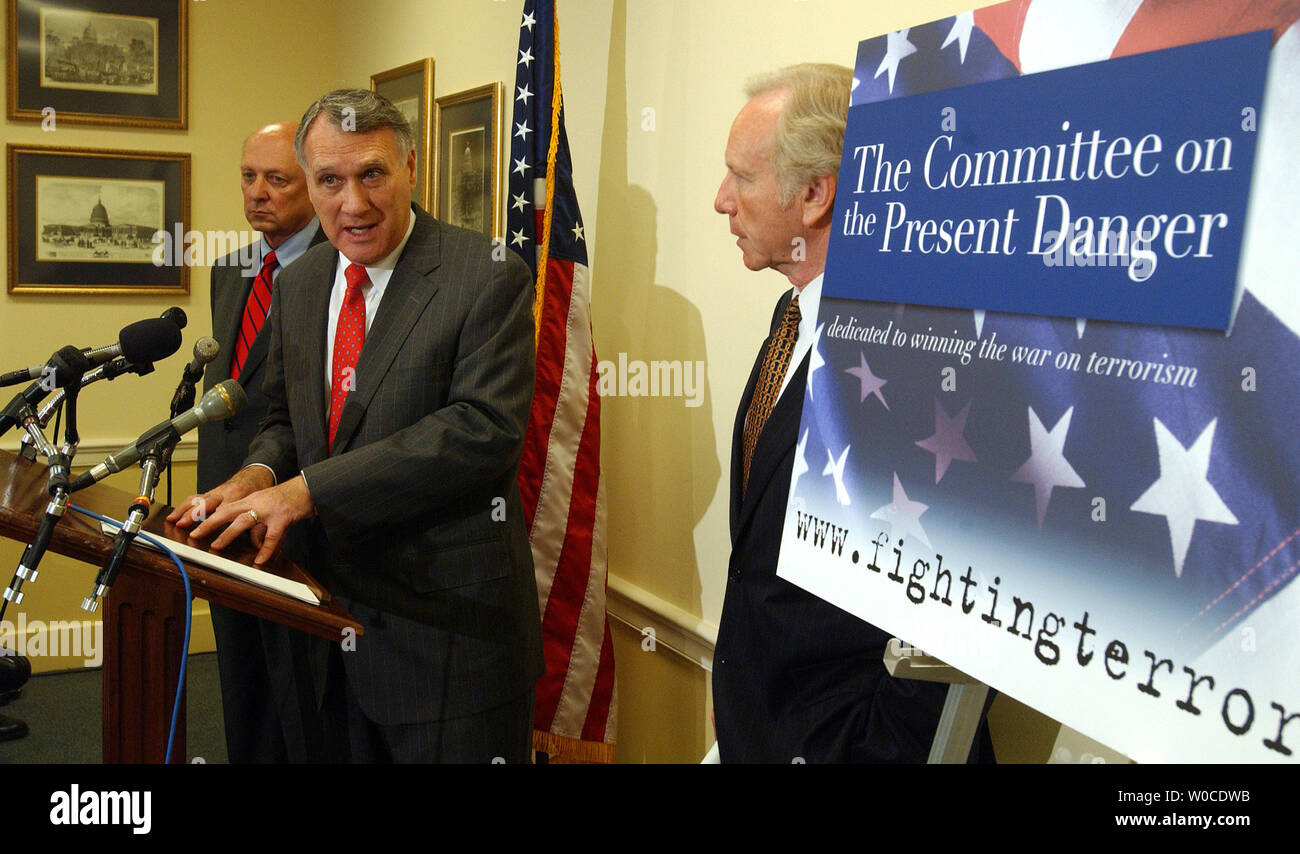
(173, 89), (543, 763)
(712, 64), (947, 762)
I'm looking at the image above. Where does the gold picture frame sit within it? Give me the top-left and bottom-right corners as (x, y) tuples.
(434, 83), (504, 240)
(7, 0), (189, 129)
(8, 144), (191, 295)
(370, 58), (435, 211)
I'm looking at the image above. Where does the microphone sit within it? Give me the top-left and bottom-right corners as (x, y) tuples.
(160, 306), (188, 330)
(81, 317), (183, 370)
(69, 380), (247, 492)
(0, 318), (182, 387)
(169, 337), (219, 416)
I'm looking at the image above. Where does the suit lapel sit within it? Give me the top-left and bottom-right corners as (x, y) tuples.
(213, 267), (253, 383)
(733, 351), (810, 544)
(300, 251), (336, 462)
(330, 212), (442, 454)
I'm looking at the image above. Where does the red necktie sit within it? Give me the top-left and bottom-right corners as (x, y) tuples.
(230, 249), (276, 381)
(328, 263), (368, 451)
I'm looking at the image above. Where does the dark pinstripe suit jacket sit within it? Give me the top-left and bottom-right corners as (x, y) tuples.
(244, 206), (544, 725)
(712, 290), (946, 762)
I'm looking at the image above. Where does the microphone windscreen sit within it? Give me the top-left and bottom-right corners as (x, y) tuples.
(193, 336), (220, 363)
(119, 318), (183, 365)
(160, 306), (188, 330)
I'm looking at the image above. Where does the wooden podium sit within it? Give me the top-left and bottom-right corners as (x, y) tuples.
(0, 450), (359, 763)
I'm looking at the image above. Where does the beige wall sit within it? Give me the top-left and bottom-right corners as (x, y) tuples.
(1, 0), (1059, 760)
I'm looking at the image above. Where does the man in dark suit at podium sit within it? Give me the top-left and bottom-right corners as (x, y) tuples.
(711, 64), (947, 762)
(174, 90), (542, 763)
(197, 122), (325, 763)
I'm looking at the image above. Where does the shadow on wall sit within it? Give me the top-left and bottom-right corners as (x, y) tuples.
(591, 0), (720, 762)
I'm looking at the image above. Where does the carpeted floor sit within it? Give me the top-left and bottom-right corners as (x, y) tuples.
(0, 652), (228, 764)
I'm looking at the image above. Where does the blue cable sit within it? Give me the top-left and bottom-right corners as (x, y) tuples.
(68, 503), (191, 765)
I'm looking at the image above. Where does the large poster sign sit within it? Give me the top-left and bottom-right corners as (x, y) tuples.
(777, 1), (1300, 763)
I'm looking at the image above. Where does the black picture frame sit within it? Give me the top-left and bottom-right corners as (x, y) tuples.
(8, 144), (190, 294)
(7, 0), (188, 129)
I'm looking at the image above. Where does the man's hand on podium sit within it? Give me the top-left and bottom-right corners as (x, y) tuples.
(167, 467), (315, 566)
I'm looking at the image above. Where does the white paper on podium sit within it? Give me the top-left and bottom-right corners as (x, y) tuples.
(98, 521), (320, 606)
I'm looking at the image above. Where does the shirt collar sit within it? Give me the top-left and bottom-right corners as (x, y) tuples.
(794, 273), (823, 341)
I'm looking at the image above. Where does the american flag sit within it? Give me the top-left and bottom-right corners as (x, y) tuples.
(796, 0), (1300, 662)
(508, 0), (616, 760)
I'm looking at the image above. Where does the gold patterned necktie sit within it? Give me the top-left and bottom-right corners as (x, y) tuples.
(742, 293), (800, 494)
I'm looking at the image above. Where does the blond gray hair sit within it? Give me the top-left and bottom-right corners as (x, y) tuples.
(745, 63), (853, 207)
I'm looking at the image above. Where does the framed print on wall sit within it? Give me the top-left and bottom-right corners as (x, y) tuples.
(435, 82), (503, 240)
(8, 144), (190, 295)
(7, 0), (189, 129)
(370, 57), (435, 211)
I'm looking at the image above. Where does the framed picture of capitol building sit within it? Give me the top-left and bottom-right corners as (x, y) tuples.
(7, 145), (190, 294)
(7, 0), (188, 128)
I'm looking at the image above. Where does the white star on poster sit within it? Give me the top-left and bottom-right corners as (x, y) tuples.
(822, 444), (851, 507)
(1076, 317), (1088, 339)
(916, 399), (977, 483)
(973, 309), (985, 338)
(1130, 417), (1238, 578)
(941, 12), (974, 63)
(791, 428), (810, 496)
(806, 322), (825, 401)
(844, 351), (889, 410)
(871, 473), (931, 550)
(874, 29), (918, 94)
(1011, 405), (1086, 527)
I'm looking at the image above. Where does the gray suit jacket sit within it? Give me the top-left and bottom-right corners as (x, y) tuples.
(244, 207), (544, 725)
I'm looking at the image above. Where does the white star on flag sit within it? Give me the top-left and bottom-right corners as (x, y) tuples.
(916, 399), (977, 483)
(1130, 417), (1239, 578)
(791, 428), (810, 496)
(517, 84), (533, 105)
(1011, 405), (1086, 527)
(871, 473), (931, 550)
(823, 444), (852, 507)
(511, 228), (528, 248)
(515, 121), (532, 141)
(806, 322), (825, 401)
(522, 10), (536, 31)
(571, 221), (584, 242)
(845, 351), (889, 410)
(511, 192), (528, 212)
(941, 12), (975, 63)
(874, 29), (918, 94)
(512, 156), (529, 177)
(518, 47), (534, 67)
